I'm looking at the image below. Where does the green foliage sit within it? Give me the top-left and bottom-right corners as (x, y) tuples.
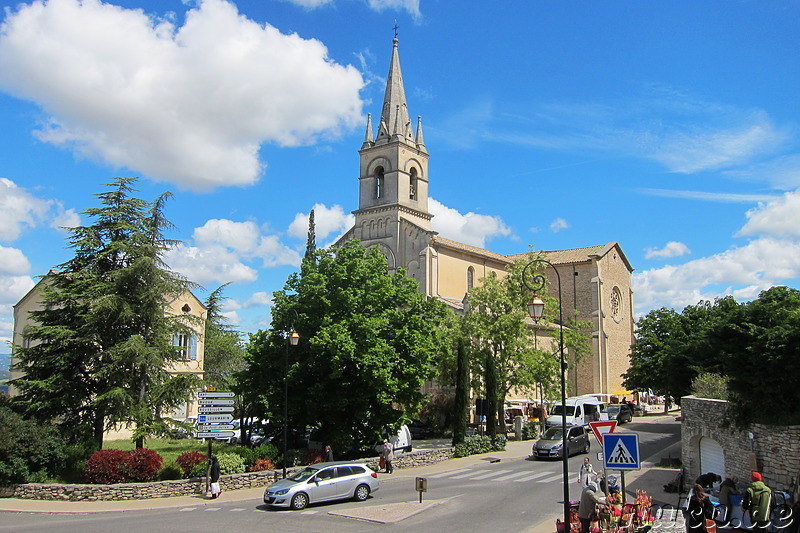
(245, 240), (451, 453)
(216, 452), (246, 475)
(0, 405), (66, 485)
(188, 462), (207, 478)
(522, 422), (539, 440)
(158, 462), (183, 480)
(10, 178), (200, 449)
(691, 373), (729, 400)
(453, 434), (507, 457)
(202, 284), (246, 390)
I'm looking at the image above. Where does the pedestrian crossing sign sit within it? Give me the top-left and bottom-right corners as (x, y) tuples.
(602, 433), (640, 470)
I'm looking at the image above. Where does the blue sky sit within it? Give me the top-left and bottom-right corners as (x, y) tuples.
(2, 0), (799, 347)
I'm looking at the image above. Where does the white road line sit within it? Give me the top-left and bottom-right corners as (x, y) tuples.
(301, 510), (318, 515)
(536, 474), (564, 483)
(494, 471), (537, 481)
(470, 469), (512, 480)
(179, 507), (197, 512)
(230, 508), (246, 512)
(450, 469), (490, 479)
(204, 507), (222, 512)
(426, 468), (472, 478)
(513, 471), (555, 482)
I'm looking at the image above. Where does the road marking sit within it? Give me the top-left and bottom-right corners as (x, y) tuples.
(205, 507), (222, 512)
(513, 471), (554, 482)
(301, 510), (318, 515)
(470, 469), (512, 480)
(180, 507), (197, 512)
(230, 508), (246, 512)
(494, 471), (537, 481)
(450, 469), (491, 479)
(536, 474), (564, 483)
(426, 468), (472, 478)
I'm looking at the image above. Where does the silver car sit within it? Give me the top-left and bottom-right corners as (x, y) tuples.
(263, 462), (380, 510)
(532, 425), (590, 459)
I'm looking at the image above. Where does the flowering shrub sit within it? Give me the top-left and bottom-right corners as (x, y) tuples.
(84, 449), (133, 484)
(248, 458), (275, 472)
(127, 448), (163, 482)
(176, 451), (207, 477)
(305, 449), (325, 465)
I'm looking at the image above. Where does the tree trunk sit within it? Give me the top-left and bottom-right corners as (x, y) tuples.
(485, 351), (497, 439)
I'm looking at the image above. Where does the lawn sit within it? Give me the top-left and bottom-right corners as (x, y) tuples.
(104, 438), (238, 465)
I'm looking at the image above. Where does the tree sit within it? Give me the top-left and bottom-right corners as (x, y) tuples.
(11, 177), (200, 450)
(304, 209), (316, 264)
(246, 240), (450, 453)
(202, 284), (246, 390)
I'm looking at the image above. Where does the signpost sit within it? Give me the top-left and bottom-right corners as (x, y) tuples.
(195, 389), (236, 493)
(198, 414), (234, 424)
(589, 420), (618, 446)
(415, 477), (427, 503)
(602, 432), (640, 505)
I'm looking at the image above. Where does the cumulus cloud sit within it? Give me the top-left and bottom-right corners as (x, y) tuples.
(0, 0), (365, 191)
(0, 178), (53, 241)
(549, 218), (569, 233)
(243, 291), (273, 308)
(366, 0), (421, 19)
(645, 241), (691, 259)
(429, 198), (511, 248)
(287, 203), (354, 241)
(737, 189), (800, 238)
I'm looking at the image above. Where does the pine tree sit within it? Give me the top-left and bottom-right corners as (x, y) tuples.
(304, 209), (316, 263)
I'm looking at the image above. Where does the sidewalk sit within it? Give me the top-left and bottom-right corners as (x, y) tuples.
(1, 411), (683, 529)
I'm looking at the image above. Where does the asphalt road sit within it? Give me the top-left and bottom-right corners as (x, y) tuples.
(0, 417), (679, 533)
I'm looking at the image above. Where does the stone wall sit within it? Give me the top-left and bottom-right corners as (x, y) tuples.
(0, 447), (455, 501)
(681, 396), (800, 493)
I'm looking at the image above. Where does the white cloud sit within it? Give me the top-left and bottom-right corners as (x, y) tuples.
(0, 0), (365, 191)
(280, 0), (333, 8)
(549, 218), (569, 233)
(51, 208), (81, 231)
(645, 241), (691, 259)
(0, 178), (53, 241)
(166, 243), (259, 285)
(193, 219), (261, 253)
(243, 291), (273, 308)
(365, 0), (421, 19)
(0, 246), (31, 275)
(287, 203), (354, 240)
(429, 198), (511, 248)
(737, 189), (800, 238)
(637, 188), (778, 203)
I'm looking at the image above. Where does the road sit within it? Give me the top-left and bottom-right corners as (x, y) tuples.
(0, 417), (679, 533)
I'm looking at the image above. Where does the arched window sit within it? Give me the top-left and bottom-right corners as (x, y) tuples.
(375, 166), (385, 199)
(467, 267), (475, 290)
(409, 168), (417, 200)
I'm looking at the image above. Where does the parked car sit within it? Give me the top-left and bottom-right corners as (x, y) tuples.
(408, 420), (433, 440)
(532, 425), (590, 459)
(263, 462), (379, 510)
(606, 404), (633, 424)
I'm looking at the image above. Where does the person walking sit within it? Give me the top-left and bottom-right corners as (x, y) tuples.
(578, 481), (606, 533)
(209, 455), (221, 499)
(383, 440), (394, 474)
(686, 483), (714, 533)
(577, 457), (596, 487)
(324, 445), (334, 462)
(717, 476), (740, 521)
(743, 472), (773, 533)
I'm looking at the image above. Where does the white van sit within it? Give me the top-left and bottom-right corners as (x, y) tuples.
(373, 425), (413, 455)
(546, 396), (608, 427)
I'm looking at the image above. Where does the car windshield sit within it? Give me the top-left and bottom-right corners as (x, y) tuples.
(551, 405), (575, 416)
(287, 466), (319, 482)
(542, 428), (563, 440)
(607, 405), (620, 413)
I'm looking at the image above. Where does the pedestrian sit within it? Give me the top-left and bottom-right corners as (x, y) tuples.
(324, 444), (334, 462)
(717, 476), (740, 520)
(577, 457), (596, 487)
(695, 472), (722, 491)
(383, 440), (394, 474)
(743, 472), (773, 533)
(578, 481), (606, 533)
(686, 483), (714, 533)
(209, 455), (221, 499)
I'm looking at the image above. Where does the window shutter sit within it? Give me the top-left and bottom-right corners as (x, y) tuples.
(190, 334), (197, 360)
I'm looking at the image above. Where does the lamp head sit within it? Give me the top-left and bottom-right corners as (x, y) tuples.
(528, 295), (545, 320)
(289, 330), (300, 345)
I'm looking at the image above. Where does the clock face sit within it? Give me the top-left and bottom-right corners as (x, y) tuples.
(610, 286), (622, 320)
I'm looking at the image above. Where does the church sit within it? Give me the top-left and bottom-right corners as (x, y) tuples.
(336, 37), (635, 398)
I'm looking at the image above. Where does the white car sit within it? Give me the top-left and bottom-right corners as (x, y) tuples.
(263, 462), (379, 510)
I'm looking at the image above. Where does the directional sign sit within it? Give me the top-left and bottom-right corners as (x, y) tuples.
(199, 398), (235, 406)
(589, 420), (618, 446)
(198, 414), (234, 424)
(603, 433), (640, 471)
(197, 423), (235, 431)
(198, 391), (235, 398)
(197, 430), (236, 439)
(198, 406), (235, 414)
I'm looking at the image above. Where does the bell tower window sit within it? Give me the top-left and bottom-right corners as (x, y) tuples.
(409, 168), (417, 200)
(376, 166), (385, 199)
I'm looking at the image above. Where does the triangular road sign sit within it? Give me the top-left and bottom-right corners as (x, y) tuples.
(589, 420), (617, 445)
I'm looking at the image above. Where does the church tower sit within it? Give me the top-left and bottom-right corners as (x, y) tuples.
(339, 37), (435, 290)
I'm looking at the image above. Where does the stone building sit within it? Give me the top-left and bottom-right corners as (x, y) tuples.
(337, 38), (635, 397)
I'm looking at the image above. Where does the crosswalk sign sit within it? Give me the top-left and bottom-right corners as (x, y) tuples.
(602, 433), (640, 470)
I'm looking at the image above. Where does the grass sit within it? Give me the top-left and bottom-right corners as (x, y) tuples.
(104, 438), (239, 465)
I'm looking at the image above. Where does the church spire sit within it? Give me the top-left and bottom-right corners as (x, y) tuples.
(415, 115), (426, 152)
(361, 112), (374, 149)
(377, 38), (412, 144)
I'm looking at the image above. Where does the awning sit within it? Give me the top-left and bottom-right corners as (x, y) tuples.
(612, 389), (633, 396)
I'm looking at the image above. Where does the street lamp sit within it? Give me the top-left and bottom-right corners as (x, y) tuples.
(283, 328), (300, 479)
(522, 258), (569, 531)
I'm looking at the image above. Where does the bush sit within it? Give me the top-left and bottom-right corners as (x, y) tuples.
(254, 443), (280, 462)
(158, 462), (184, 481)
(176, 451), (207, 477)
(248, 458), (275, 472)
(84, 449), (131, 484)
(0, 406), (66, 485)
(127, 448), (163, 482)
(453, 434), (507, 458)
(305, 449), (325, 465)
(188, 462), (208, 478)
(522, 423), (539, 440)
(217, 452), (246, 475)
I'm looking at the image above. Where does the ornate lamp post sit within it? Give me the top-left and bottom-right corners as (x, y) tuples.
(523, 259), (569, 531)
(282, 328), (300, 479)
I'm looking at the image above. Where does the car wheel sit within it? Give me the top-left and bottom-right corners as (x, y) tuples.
(354, 484), (370, 502)
(290, 492), (309, 511)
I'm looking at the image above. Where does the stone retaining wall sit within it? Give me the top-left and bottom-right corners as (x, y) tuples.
(1, 446), (456, 501)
